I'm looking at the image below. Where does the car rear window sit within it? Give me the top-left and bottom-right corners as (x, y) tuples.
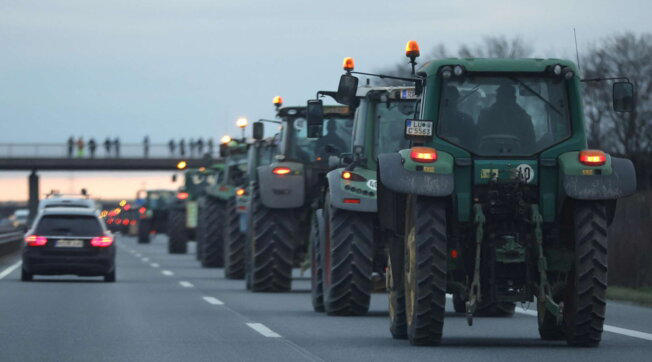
(36, 215), (102, 236)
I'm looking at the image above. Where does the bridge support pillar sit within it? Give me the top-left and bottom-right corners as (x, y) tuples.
(28, 170), (39, 224)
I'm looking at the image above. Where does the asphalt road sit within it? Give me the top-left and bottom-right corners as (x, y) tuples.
(1, 235), (651, 362)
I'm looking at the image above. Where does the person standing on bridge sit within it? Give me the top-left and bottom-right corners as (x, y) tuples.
(67, 136), (74, 158)
(104, 137), (112, 157)
(88, 138), (97, 158)
(76, 137), (85, 158)
(179, 139), (186, 157)
(197, 138), (204, 156)
(168, 139), (176, 156)
(207, 138), (214, 156)
(189, 138), (196, 157)
(113, 137), (120, 158)
(143, 136), (150, 158)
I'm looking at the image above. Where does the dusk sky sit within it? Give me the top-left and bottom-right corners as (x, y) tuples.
(1, 0), (650, 201)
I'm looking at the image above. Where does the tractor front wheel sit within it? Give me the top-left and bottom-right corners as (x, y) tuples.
(167, 208), (188, 254)
(224, 197), (245, 279)
(200, 197), (225, 268)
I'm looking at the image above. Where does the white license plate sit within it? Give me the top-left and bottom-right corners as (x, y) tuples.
(55, 239), (84, 248)
(405, 120), (433, 137)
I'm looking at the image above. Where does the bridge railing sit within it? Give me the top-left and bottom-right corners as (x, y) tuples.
(0, 143), (215, 159)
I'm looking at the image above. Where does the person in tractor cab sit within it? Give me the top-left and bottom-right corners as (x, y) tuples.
(438, 86), (476, 146)
(315, 119), (347, 156)
(477, 84), (536, 148)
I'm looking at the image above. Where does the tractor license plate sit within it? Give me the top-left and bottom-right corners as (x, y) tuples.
(405, 119), (433, 139)
(56, 239), (84, 248)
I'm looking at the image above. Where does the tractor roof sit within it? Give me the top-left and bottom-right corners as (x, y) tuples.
(420, 58), (578, 76)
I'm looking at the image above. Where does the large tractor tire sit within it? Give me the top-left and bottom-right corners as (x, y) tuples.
(224, 197), (245, 279)
(200, 197), (225, 268)
(167, 208), (188, 254)
(137, 219), (150, 244)
(388, 249), (407, 339)
(249, 185), (295, 292)
(404, 196), (447, 346)
(195, 202), (207, 261)
(321, 195), (374, 316)
(562, 200), (608, 347)
(310, 210), (325, 312)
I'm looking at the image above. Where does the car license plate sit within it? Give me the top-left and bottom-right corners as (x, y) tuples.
(56, 239), (84, 248)
(405, 119), (433, 137)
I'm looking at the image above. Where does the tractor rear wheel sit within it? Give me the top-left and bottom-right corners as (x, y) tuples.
(310, 210), (325, 312)
(563, 200), (608, 347)
(224, 197), (245, 279)
(249, 186), (295, 292)
(195, 202), (207, 260)
(404, 195), (447, 346)
(388, 249), (407, 339)
(167, 208), (188, 254)
(321, 196), (374, 316)
(137, 219), (150, 244)
(200, 197), (225, 267)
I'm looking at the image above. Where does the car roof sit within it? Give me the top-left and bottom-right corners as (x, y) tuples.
(39, 207), (99, 217)
(40, 198), (94, 206)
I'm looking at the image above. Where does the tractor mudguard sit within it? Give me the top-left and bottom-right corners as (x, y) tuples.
(326, 168), (377, 212)
(257, 162), (305, 209)
(377, 152), (454, 197)
(562, 156), (636, 200)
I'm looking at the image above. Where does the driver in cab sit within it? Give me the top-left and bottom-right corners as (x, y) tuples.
(315, 120), (347, 156)
(477, 84), (536, 148)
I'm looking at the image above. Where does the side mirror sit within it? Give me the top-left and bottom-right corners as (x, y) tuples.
(253, 121), (264, 140)
(306, 99), (324, 138)
(613, 81), (634, 113)
(336, 74), (359, 106)
(172, 174), (178, 182)
(219, 143), (227, 158)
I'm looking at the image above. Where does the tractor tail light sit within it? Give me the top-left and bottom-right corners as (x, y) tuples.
(343, 198), (360, 204)
(139, 207), (146, 214)
(579, 150), (607, 166)
(122, 219), (129, 225)
(410, 147), (437, 163)
(91, 236), (114, 247)
(236, 188), (246, 196)
(177, 192), (189, 200)
(25, 235), (47, 246)
(341, 171), (367, 182)
(273, 167), (291, 175)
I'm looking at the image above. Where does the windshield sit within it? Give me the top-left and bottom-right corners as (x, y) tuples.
(374, 100), (416, 157)
(36, 215), (103, 236)
(288, 117), (353, 162)
(437, 75), (571, 156)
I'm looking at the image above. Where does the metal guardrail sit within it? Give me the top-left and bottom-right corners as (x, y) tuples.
(0, 230), (22, 245)
(0, 143), (216, 159)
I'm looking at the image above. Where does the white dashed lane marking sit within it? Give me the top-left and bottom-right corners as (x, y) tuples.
(141, 257), (149, 262)
(161, 270), (174, 276)
(150, 263), (159, 268)
(0, 261), (22, 280)
(202, 296), (224, 305)
(247, 323), (282, 338)
(179, 281), (194, 288)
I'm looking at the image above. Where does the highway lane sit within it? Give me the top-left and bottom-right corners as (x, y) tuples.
(1, 235), (651, 362)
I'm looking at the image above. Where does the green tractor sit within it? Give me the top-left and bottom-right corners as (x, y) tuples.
(335, 43), (636, 346)
(136, 189), (175, 244)
(245, 98), (354, 292)
(308, 85), (418, 315)
(196, 138), (249, 277)
(167, 166), (221, 254)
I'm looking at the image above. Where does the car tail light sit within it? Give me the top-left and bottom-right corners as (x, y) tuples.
(122, 219), (129, 225)
(130, 220), (136, 226)
(116, 218), (122, 224)
(91, 236), (113, 247)
(410, 147), (437, 163)
(450, 249), (459, 259)
(236, 188), (246, 196)
(342, 171), (367, 181)
(107, 218), (113, 224)
(343, 198), (360, 204)
(579, 150), (607, 166)
(177, 192), (189, 200)
(273, 167), (291, 175)
(139, 207), (146, 214)
(25, 235), (47, 246)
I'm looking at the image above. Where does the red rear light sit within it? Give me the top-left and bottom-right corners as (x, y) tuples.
(343, 198), (361, 204)
(122, 219), (129, 225)
(130, 220), (136, 226)
(177, 192), (189, 200)
(579, 150), (607, 166)
(123, 204), (131, 210)
(450, 249), (459, 259)
(139, 207), (146, 214)
(116, 218), (122, 224)
(107, 218), (113, 224)
(273, 167), (291, 175)
(91, 236), (113, 247)
(25, 235), (47, 246)
(410, 147), (437, 163)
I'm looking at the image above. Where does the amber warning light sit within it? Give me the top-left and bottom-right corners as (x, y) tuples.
(273, 96), (283, 108)
(405, 40), (420, 59)
(343, 57), (355, 72)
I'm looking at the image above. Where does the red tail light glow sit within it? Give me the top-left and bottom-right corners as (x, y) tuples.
(177, 192), (189, 200)
(343, 198), (361, 204)
(139, 207), (146, 214)
(91, 236), (113, 247)
(273, 167), (291, 175)
(341, 171), (366, 181)
(579, 150), (607, 166)
(410, 147), (437, 163)
(122, 219), (129, 225)
(236, 188), (246, 196)
(450, 249), (459, 259)
(130, 220), (136, 226)
(25, 235), (47, 246)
